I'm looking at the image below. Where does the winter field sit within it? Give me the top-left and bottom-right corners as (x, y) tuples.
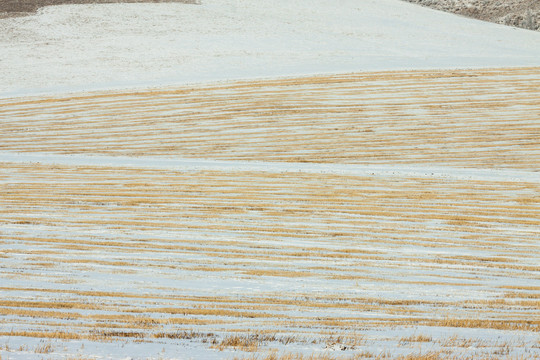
(1, 0), (540, 359)
(1, 67), (540, 359)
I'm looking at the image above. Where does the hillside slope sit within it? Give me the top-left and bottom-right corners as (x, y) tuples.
(1, 0), (540, 96)
(1, 1), (539, 359)
(1, 67), (539, 359)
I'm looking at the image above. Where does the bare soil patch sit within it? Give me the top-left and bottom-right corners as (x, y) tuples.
(402, 0), (540, 31)
(0, 0), (198, 17)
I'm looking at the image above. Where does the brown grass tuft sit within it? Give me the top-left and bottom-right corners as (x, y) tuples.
(399, 334), (433, 345)
(34, 342), (54, 354)
(213, 334), (262, 352)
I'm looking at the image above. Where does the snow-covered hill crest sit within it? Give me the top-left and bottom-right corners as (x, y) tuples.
(2, 0), (540, 96)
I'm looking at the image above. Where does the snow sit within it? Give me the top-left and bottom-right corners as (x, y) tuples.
(1, 1), (540, 359)
(1, 151), (539, 183)
(1, 0), (540, 97)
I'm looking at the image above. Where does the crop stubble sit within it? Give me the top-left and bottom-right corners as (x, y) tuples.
(0, 67), (539, 358)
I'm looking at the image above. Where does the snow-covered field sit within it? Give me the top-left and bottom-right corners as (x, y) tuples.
(2, 0), (540, 96)
(1, 1), (540, 359)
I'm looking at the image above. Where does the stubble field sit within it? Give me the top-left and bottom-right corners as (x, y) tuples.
(0, 67), (539, 359)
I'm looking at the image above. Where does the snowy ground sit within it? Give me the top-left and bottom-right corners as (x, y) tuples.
(1, 69), (539, 359)
(1, 0), (540, 97)
(1, 1), (540, 359)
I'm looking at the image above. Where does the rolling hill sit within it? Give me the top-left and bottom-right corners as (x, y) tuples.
(0, 1), (539, 359)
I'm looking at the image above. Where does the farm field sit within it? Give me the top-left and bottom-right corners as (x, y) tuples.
(1, 67), (539, 359)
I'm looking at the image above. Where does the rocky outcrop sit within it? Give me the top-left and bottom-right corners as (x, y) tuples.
(1, 0), (198, 17)
(402, 0), (539, 31)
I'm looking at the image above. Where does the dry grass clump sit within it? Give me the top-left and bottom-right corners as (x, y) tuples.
(34, 341), (54, 354)
(325, 334), (365, 350)
(435, 317), (539, 331)
(0, 331), (84, 340)
(393, 352), (504, 360)
(232, 352), (349, 360)
(504, 292), (540, 299)
(212, 333), (306, 352)
(393, 353), (443, 360)
(352, 351), (375, 359)
(399, 334), (433, 345)
(96, 331), (145, 339)
(153, 330), (214, 340)
(437, 335), (483, 348)
(213, 334), (261, 352)
(231, 351), (461, 360)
